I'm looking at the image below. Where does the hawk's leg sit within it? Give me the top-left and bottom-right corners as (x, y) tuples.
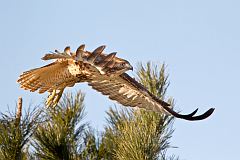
(46, 89), (64, 107)
(53, 89), (64, 105)
(46, 90), (56, 107)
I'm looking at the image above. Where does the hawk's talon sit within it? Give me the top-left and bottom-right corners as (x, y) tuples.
(45, 89), (64, 107)
(53, 89), (64, 105)
(46, 90), (56, 107)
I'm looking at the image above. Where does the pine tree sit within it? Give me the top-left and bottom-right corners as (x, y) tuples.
(0, 97), (41, 160)
(0, 62), (179, 160)
(32, 92), (87, 160)
(99, 62), (177, 160)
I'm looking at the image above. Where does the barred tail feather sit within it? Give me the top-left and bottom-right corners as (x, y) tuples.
(18, 69), (44, 92)
(17, 62), (61, 94)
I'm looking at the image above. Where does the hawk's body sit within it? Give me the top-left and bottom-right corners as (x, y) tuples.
(17, 45), (214, 121)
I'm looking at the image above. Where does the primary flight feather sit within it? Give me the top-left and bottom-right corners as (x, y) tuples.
(17, 44), (214, 121)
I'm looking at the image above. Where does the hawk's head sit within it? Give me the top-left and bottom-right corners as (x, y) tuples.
(101, 57), (133, 75)
(109, 57), (133, 75)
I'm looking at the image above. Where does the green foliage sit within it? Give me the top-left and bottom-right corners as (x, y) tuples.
(32, 92), (87, 160)
(0, 62), (179, 160)
(136, 62), (170, 100)
(0, 101), (41, 160)
(79, 129), (103, 159)
(101, 62), (175, 160)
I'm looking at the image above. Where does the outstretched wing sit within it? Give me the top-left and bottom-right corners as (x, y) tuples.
(17, 60), (81, 94)
(88, 73), (214, 121)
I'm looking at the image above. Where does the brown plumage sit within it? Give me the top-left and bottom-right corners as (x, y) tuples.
(17, 45), (214, 121)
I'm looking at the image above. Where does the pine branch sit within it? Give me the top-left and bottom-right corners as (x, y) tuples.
(0, 97), (42, 160)
(15, 97), (22, 127)
(101, 62), (176, 160)
(32, 91), (87, 160)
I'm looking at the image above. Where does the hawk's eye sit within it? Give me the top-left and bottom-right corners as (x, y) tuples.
(116, 63), (125, 68)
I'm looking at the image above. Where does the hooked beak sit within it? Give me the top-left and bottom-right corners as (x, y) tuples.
(126, 63), (133, 71)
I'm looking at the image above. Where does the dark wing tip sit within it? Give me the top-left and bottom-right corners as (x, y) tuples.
(103, 52), (117, 60)
(159, 101), (215, 121)
(109, 52), (117, 56)
(197, 108), (215, 119)
(76, 44), (85, 57)
(78, 44), (85, 50)
(87, 45), (107, 63)
(93, 45), (106, 53)
(185, 108), (199, 117)
(180, 107), (215, 121)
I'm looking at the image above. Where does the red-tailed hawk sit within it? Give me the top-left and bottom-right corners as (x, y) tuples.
(17, 45), (214, 121)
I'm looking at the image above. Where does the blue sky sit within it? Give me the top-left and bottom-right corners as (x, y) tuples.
(0, 0), (239, 159)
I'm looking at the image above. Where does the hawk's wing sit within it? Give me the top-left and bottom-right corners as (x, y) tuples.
(88, 73), (214, 121)
(17, 60), (82, 94)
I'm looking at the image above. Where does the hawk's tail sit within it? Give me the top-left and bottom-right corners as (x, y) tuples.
(17, 63), (56, 93)
(17, 62), (67, 107)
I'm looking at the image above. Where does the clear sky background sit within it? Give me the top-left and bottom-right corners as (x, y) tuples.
(0, 0), (239, 159)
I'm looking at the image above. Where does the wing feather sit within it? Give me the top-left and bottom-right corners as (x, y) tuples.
(88, 73), (214, 121)
(88, 74), (166, 113)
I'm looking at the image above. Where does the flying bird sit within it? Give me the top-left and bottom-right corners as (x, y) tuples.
(17, 45), (214, 121)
